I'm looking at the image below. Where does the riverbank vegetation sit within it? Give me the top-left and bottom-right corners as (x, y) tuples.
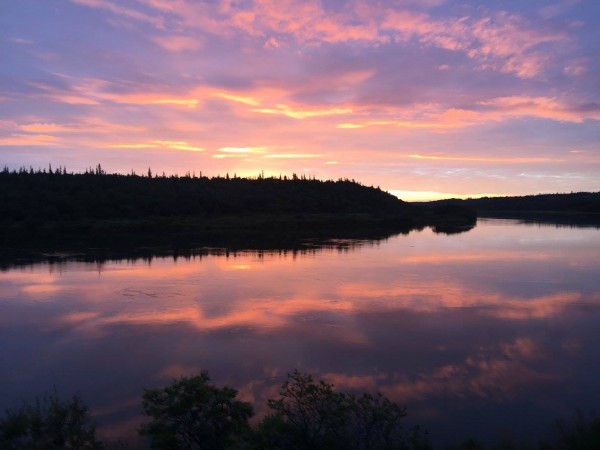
(1, 371), (598, 449)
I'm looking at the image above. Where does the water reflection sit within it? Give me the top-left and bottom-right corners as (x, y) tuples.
(0, 219), (599, 447)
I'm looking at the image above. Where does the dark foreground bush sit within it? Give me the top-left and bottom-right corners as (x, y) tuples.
(3, 373), (598, 449)
(138, 370), (429, 449)
(0, 390), (102, 449)
(139, 371), (254, 449)
(541, 410), (600, 450)
(447, 411), (600, 450)
(254, 370), (430, 450)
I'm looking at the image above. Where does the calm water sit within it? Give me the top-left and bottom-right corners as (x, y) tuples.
(1, 219), (599, 447)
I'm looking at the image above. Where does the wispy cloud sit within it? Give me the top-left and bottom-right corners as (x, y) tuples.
(0, 134), (60, 146)
(109, 140), (204, 152)
(69, 0), (166, 29)
(407, 154), (562, 164)
(118, 0), (570, 78)
(251, 105), (353, 119)
(218, 147), (266, 154)
(337, 96), (600, 131)
(151, 35), (203, 52)
(264, 153), (321, 159)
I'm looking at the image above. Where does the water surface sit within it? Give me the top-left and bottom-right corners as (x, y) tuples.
(1, 219), (599, 447)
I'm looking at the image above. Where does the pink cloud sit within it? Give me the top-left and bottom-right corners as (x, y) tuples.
(16, 118), (144, 135)
(18, 123), (71, 133)
(478, 96), (600, 122)
(381, 337), (561, 402)
(74, 0), (571, 79)
(466, 12), (562, 77)
(151, 35), (203, 52)
(393, 10), (567, 78)
(336, 95), (599, 131)
(0, 134), (60, 146)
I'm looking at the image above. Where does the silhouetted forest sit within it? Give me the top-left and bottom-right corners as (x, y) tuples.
(429, 192), (600, 224)
(0, 166), (475, 250)
(0, 165), (411, 219)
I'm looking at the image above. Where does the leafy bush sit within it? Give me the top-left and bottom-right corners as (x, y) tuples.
(0, 390), (102, 449)
(139, 372), (254, 449)
(255, 370), (431, 450)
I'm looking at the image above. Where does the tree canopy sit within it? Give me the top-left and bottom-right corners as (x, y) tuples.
(257, 370), (429, 450)
(139, 372), (253, 450)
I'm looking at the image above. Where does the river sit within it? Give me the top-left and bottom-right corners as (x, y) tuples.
(1, 218), (599, 447)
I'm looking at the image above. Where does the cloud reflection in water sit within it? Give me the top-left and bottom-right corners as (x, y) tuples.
(0, 220), (599, 446)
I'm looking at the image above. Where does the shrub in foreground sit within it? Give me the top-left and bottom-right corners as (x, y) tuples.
(4, 372), (598, 449)
(138, 370), (426, 449)
(0, 390), (102, 449)
(139, 371), (254, 449)
(255, 369), (430, 450)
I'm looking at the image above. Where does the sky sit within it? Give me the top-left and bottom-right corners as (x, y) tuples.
(1, 0), (599, 200)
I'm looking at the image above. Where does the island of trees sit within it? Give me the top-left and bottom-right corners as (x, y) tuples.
(0, 166), (476, 252)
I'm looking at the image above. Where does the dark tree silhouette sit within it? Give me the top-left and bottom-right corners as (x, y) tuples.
(255, 370), (431, 450)
(542, 410), (600, 450)
(430, 192), (600, 216)
(0, 390), (102, 449)
(139, 372), (254, 450)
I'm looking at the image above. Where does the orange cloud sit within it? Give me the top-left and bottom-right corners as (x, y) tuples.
(337, 123), (365, 129)
(216, 92), (262, 106)
(389, 190), (502, 202)
(109, 140), (204, 152)
(218, 147), (266, 154)
(143, 98), (200, 108)
(19, 123), (70, 133)
(251, 104), (352, 119)
(0, 134), (60, 146)
(263, 153), (321, 159)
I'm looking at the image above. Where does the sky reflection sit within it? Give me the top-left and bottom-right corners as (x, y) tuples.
(0, 219), (599, 447)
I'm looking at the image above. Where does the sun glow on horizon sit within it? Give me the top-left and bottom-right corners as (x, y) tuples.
(389, 190), (504, 202)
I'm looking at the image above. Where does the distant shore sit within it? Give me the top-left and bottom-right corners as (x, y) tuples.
(425, 192), (600, 226)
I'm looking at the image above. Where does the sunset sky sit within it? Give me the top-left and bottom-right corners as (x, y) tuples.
(1, 0), (599, 200)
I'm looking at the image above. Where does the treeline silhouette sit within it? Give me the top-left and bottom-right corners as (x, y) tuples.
(1, 370), (598, 449)
(0, 166), (476, 250)
(430, 192), (600, 217)
(0, 165), (410, 220)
